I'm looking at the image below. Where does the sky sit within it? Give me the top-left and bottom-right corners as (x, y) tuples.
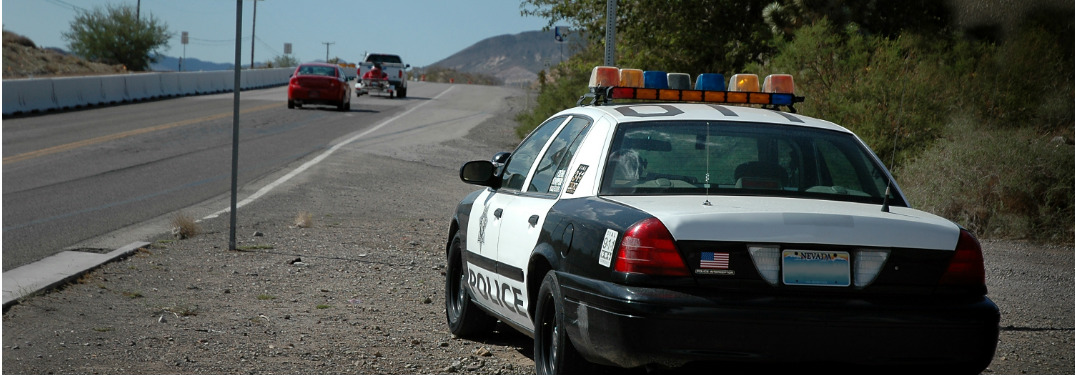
(1, 0), (553, 67)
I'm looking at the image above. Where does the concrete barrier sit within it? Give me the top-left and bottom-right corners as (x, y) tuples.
(53, 76), (100, 109)
(4, 68), (292, 115)
(196, 71), (232, 94)
(174, 72), (202, 96)
(159, 73), (181, 97)
(3, 79), (55, 115)
(2, 80), (23, 114)
(125, 74), (162, 101)
(99, 75), (128, 104)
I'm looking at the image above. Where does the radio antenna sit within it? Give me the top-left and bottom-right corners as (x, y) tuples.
(882, 80), (908, 213)
(703, 121), (713, 206)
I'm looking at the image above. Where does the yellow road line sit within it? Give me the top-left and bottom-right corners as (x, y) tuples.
(3, 103), (281, 165)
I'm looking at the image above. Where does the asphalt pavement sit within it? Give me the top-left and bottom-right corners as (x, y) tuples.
(2, 81), (516, 312)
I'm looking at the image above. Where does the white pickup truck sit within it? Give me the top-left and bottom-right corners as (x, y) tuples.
(355, 53), (410, 98)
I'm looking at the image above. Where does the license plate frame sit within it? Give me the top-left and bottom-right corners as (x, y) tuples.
(781, 250), (851, 287)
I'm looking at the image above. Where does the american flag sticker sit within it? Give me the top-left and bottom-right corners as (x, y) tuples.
(700, 252), (730, 269)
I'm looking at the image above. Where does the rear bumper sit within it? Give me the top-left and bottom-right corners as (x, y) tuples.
(288, 86), (344, 104)
(357, 80), (393, 94)
(557, 272), (999, 372)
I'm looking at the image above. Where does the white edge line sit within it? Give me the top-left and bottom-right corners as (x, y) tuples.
(203, 86), (456, 220)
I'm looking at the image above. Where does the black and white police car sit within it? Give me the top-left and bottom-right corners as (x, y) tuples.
(444, 66), (999, 374)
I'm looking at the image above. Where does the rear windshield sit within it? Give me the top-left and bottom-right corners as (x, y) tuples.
(297, 65), (338, 77)
(600, 120), (903, 206)
(366, 54), (402, 64)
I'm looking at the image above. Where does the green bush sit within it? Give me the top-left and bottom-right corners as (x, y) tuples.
(963, 26), (1075, 131)
(754, 20), (964, 165)
(900, 119), (1074, 242)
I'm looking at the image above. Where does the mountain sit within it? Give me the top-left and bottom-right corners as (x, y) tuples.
(151, 56), (234, 72)
(428, 30), (585, 85)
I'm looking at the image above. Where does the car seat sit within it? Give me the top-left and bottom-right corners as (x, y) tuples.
(734, 161), (788, 189)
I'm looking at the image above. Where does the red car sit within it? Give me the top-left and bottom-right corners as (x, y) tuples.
(287, 63), (352, 111)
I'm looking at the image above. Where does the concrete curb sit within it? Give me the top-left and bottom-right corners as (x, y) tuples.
(2, 241), (151, 312)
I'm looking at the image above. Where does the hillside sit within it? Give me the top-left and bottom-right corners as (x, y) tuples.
(2, 31), (126, 78)
(429, 30), (584, 85)
(150, 56), (235, 72)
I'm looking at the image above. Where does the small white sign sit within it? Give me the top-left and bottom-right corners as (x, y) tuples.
(550, 169), (567, 193)
(599, 229), (618, 267)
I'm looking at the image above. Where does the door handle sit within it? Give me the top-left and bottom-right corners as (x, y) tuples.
(528, 215), (539, 226)
(493, 208), (503, 219)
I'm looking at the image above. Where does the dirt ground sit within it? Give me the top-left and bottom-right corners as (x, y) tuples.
(2, 91), (1073, 375)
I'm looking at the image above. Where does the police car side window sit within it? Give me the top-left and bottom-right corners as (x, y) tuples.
(528, 117), (592, 195)
(500, 116), (568, 191)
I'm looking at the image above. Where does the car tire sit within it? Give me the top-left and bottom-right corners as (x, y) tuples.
(287, 100), (295, 109)
(534, 272), (588, 375)
(445, 234), (496, 337)
(398, 87), (407, 98)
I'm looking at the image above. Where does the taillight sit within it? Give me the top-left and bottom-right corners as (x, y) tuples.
(939, 229), (986, 288)
(399, 70), (403, 79)
(613, 218), (689, 276)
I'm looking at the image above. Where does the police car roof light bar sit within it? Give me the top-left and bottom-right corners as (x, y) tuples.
(581, 66), (805, 112)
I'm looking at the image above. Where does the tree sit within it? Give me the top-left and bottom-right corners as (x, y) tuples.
(62, 4), (172, 71)
(762, 0), (952, 38)
(270, 54), (300, 68)
(522, 0), (778, 74)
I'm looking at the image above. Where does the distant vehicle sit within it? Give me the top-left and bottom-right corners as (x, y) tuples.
(356, 53), (409, 98)
(445, 66), (1000, 375)
(287, 62), (352, 111)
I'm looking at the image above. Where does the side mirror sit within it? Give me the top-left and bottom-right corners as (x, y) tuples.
(460, 160), (498, 187)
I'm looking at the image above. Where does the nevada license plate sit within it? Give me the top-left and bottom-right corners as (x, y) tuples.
(782, 250), (850, 287)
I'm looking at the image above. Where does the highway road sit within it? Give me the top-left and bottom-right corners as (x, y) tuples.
(2, 82), (446, 271)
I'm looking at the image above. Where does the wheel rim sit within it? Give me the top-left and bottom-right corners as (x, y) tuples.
(447, 248), (465, 320)
(550, 323), (561, 374)
(451, 270), (465, 317)
(539, 294), (559, 374)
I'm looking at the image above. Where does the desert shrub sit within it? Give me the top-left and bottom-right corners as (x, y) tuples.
(900, 119), (1074, 242)
(962, 26), (1075, 132)
(171, 212), (200, 239)
(415, 66), (501, 86)
(754, 20), (969, 166)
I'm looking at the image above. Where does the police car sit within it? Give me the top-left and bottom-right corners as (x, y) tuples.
(444, 66), (999, 374)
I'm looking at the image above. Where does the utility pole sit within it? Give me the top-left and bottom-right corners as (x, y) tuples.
(136, 0), (141, 20)
(604, 0), (617, 66)
(250, 0), (262, 69)
(322, 42), (335, 62)
(229, 0), (244, 251)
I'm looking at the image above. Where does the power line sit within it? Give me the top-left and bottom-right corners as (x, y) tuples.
(255, 36), (281, 57)
(43, 0), (86, 12)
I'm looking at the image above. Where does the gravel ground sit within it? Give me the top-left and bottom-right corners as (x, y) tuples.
(3, 89), (1073, 375)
